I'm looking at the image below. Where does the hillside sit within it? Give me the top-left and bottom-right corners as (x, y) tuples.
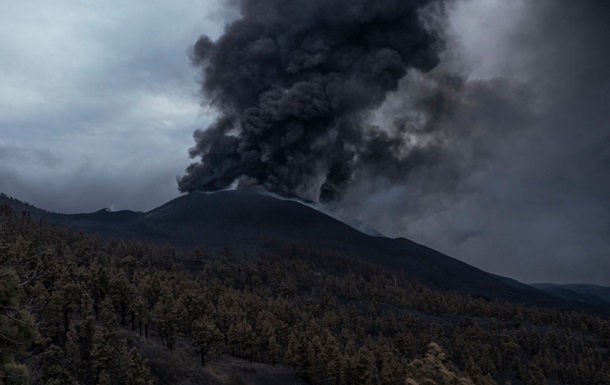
(2, 199), (610, 385)
(2, 190), (608, 316)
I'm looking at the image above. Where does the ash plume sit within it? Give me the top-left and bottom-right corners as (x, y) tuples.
(178, 0), (442, 200)
(179, 0), (610, 284)
(335, 0), (610, 284)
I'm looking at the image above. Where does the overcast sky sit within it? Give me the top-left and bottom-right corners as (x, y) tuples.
(0, 1), (237, 213)
(1, 1), (608, 285)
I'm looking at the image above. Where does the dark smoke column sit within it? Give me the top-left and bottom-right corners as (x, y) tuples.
(179, 0), (440, 201)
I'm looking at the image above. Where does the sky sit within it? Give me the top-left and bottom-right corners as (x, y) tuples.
(1, 1), (608, 285)
(0, 1), (234, 213)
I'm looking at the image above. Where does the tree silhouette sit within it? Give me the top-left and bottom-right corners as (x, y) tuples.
(192, 316), (223, 367)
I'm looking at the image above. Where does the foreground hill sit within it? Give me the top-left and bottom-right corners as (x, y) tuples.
(2, 200), (610, 385)
(1, 189), (608, 315)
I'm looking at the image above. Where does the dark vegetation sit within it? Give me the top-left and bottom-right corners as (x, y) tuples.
(2, 197), (610, 384)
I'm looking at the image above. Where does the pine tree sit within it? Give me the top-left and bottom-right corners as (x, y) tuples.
(192, 317), (223, 367)
(229, 319), (256, 362)
(97, 370), (111, 385)
(80, 291), (96, 378)
(91, 329), (114, 374)
(152, 284), (179, 349)
(64, 321), (82, 376)
(124, 347), (151, 385)
(0, 269), (37, 384)
(42, 345), (76, 385)
(406, 342), (476, 385)
(267, 335), (281, 366)
(100, 297), (118, 331)
(305, 334), (327, 383)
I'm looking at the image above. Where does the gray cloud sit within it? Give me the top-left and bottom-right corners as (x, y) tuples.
(0, 143), (62, 167)
(0, 1), (231, 213)
(0, 164), (182, 214)
(333, 0), (610, 284)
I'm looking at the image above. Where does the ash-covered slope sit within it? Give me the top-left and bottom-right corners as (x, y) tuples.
(2, 190), (606, 314)
(142, 190), (366, 248)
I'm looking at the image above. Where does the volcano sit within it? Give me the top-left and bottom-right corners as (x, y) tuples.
(2, 189), (608, 315)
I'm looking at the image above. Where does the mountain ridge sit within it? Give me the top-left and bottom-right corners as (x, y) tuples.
(2, 189), (608, 315)
(532, 283), (610, 305)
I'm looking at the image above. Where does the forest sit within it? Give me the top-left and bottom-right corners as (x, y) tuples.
(1, 200), (610, 385)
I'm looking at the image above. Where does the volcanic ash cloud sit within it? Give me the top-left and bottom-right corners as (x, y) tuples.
(178, 0), (442, 201)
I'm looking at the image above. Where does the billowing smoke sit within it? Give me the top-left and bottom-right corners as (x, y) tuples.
(335, 0), (610, 284)
(180, 0), (610, 284)
(178, 0), (442, 200)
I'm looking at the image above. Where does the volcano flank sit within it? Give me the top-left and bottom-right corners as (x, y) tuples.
(3, 189), (608, 316)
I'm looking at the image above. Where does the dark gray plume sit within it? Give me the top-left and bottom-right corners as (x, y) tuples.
(178, 0), (441, 200)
